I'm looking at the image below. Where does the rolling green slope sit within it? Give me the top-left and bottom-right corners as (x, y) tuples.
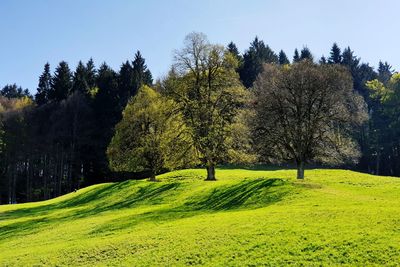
(1, 169), (400, 266)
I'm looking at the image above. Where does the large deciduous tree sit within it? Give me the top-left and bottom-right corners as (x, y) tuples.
(251, 61), (367, 179)
(107, 85), (193, 181)
(165, 32), (252, 181)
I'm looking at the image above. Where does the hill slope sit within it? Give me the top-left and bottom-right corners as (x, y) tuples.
(1, 168), (400, 266)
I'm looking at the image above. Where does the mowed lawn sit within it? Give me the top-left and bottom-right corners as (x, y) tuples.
(1, 168), (400, 266)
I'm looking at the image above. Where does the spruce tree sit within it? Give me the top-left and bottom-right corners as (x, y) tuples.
(377, 61), (393, 84)
(118, 60), (134, 108)
(132, 51), (153, 96)
(319, 56), (327, 64)
(239, 37), (278, 88)
(71, 61), (89, 94)
(300, 47), (313, 61)
(278, 50), (290, 65)
(1, 84), (31, 98)
(49, 61), (72, 102)
(35, 63), (52, 105)
(293, 49), (300, 63)
(227, 42), (242, 63)
(328, 43), (342, 64)
(86, 58), (97, 89)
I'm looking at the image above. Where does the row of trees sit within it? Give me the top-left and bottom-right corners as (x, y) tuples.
(0, 32), (398, 203)
(0, 52), (152, 203)
(108, 33), (367, 181)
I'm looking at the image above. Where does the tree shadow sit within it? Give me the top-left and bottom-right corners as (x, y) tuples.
(0, 181), (182, 241)
(183, 178), (288, 210)
(0, 178), (291, 241)
(87, 178), (291, 236)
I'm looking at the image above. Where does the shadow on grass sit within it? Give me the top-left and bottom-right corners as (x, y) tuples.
(0, 182), (182, 240)
(88, 178), (291, 236)
(0, 178), (291, 241)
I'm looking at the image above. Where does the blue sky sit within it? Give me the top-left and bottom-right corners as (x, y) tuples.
(0, 0), (398, 93)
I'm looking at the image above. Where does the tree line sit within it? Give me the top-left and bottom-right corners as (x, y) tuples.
(0, 32), (397, 203)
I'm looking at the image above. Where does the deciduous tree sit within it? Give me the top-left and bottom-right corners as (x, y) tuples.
(252, 61), (367, 179)
(165, 32), (252, 180)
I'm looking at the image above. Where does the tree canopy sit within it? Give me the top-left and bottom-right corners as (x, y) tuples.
(251, 61), (367, 179)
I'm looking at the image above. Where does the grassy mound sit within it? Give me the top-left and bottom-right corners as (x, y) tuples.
(1, 168), (400, 266)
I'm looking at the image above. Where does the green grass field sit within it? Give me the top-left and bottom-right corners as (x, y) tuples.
(1, 168), (400, 266)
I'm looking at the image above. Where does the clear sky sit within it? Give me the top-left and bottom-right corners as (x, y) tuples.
(0, 0), (399, 93)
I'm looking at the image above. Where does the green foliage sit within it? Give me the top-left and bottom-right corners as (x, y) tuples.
(252, 61), (367, 178)
(377, 61), (393, 84)
(239, 36), (278, 88)
(118, 51), (153, 109)
(71, 60), (96, 95)
(49, 61), (72, 102)
(227, 41), (242, 68)
(293, 48), (300, 63)
(328, 42), (342, 64)
(107, 86), (194, 179)
(278, 50), (290, 65)
(35, 63), (52, 105)
(1, 168), (400, 265)
(165, 32), (253, 180)
(0, 84), (31, 99)
(132, 51), (153, 92)
(300, 46), (313, 61)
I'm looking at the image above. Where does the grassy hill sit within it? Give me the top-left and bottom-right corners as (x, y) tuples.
(1, 168), (400, 266)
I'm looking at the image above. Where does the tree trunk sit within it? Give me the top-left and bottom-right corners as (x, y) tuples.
(296, 161), (305, 179)
(205, 162), (216, 181)
(149, 172), (157, 182)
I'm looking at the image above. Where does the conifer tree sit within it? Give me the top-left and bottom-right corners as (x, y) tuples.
(278, 50), (290, 65)
(132, 51), (153, 96)
(71, 61), (89, 94)
(49, 61), (72, 102)
(118, 60), (134, 109)
(227, 41), (242, 64)
(300, 47), (313, 61)
(377, 61), (393, 84)
(293, 49), (300, 63)
(239, 37), (278, 88)
(319, 56), (327, 64)
(35, 63), (52, 105)
(86, 58), (97, 89)
(328, 43), (342, 64)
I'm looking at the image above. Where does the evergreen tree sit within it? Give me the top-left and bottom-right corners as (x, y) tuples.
(227, 42), (242, 63)
(293, 49), (300, 63)
(377, 61), (393, 84)
(341, 47), (360, 68)
(132, 51), (153, 96)
(71, 61), (89, 94)
(118, 60), (134, 109)
(35, 63), (52, 105)
(239, 37), (278, 88)
(86, 58), (97, 89)
(300, 47), (313, 61)
(49, 61), (72, 102)
(328, 43), (342, 64)
(85, 62), (121, 183)
(278, 50), (290, 65)
(1, 84), (31, 99)
(319, 56), (327, 64)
